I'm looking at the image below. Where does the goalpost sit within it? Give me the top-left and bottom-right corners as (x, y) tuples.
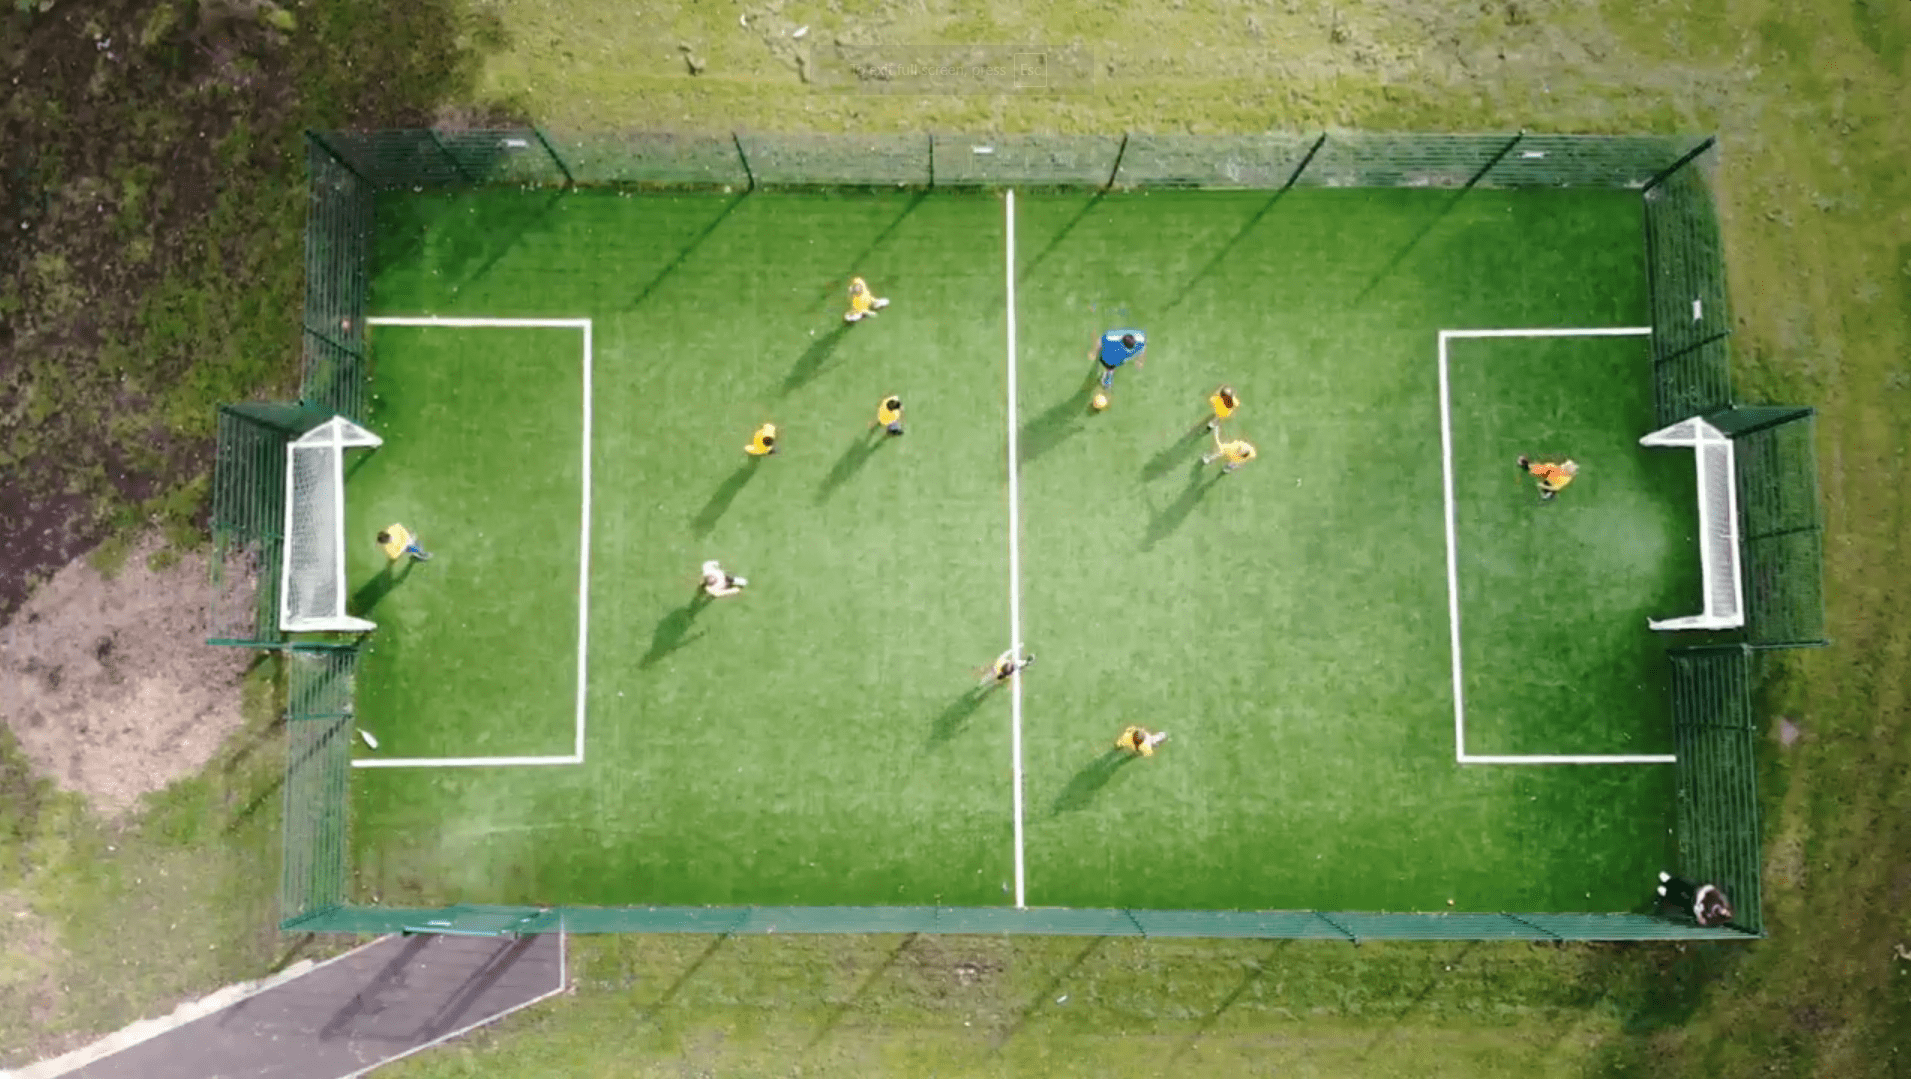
(281, 415), (382, 634)
(1639, 416), (1743, 631)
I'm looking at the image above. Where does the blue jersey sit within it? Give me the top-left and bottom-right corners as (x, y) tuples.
(1098, 330), (1146, 368)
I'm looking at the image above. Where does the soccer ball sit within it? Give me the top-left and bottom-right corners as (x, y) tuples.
(1091, 393), (1110, 411)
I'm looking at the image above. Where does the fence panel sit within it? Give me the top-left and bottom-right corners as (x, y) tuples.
(735, 132), (931, 187)
(930, 134), (1123, 187)
(280, 647), (359, 926)
(546, 131), (749, 188)
(1295, 132), (1516, 188)
(1669, 647), (1762, 934)
(1479, 134), (1690, 188)
(301, 139), (372, 423)
(1646, 142), (1733, 423)
(1112, 133), (1322, 189)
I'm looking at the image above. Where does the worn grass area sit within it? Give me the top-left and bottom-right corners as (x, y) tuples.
(3, 0), (1908, 1075)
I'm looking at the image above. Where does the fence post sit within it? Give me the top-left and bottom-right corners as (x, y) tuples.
(1104, 132), (1129, 190)
(927, 132), (935, 188)
(425, 129), (478, 185)
(1502, 913), (1562, 941)
(1283, 132), (1329, 190)
(305, 131), (370, 185)
(1312, 911), (1357, 943)
(732, 132), (756, 191)
(1467, 130), (1524, 189)
(1643, 135), (1716, 194)
(531, 127), (575, 188)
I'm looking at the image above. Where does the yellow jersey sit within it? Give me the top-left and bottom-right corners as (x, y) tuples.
(377, 524), (413, 560)
(746, 424), (778, 456)
(1209, 390), (1238, 420)
(849, 277), (876, 315)
(1116, 726), (1156, 756)
(877, 397), (903, 426)
(1221, 440), (1256, 465)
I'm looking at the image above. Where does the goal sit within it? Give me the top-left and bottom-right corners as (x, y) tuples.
(281, 416), (383, 633)
(1639, 416), (1743, 631)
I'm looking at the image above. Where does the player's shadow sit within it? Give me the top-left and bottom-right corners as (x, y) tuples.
(348, 559), (415, 618)
(1050, 750), (1135, 815)
(780, 323), (852, 397)
(927, 686), (990, 747)
(639, 594), (712, 668)
(815, 430), (886, 504)
(692, 461), (761, 538)
(1140, 425), (1210, 482)
(1017, 374), (1098, 465)
(1139, 460), (1222, 551)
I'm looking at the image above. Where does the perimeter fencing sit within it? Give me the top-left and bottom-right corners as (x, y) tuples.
(1710, 407), (1828, 648)
(1669, 645), (1762, 934)
(262, 126), (1799, 941)
(282, 646), (359, 926)
(208, 402), (337, 647)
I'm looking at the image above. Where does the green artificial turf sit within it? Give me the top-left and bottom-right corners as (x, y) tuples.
(347, 184), (1687, 916)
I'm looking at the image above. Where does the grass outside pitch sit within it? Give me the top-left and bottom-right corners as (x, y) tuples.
(347, 184), (1688, 917)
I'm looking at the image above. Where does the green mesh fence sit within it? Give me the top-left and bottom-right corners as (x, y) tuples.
(288, 904), (1752, 941)
(281, 646), (358, 927)
(1669, 646), (1762, 935)
(272, 126), (1778, 943)
(1712, 407), (1828, 647)
(300, 137), (373, 424)
(1646, 139), (1734, 424)
(310, 128), (1711, 194)
(208, 403), (332, 647)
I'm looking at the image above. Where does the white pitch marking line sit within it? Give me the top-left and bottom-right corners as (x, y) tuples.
(354, 316), (593, 770)
(353, 755), (583, 769)
(1005, 189), (1028, 911)
(1438, 326), (1672, 767)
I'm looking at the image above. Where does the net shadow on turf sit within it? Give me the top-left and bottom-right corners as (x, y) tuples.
(630, 191), (751, 313)
(1350, 187), (1470, 306)
(1161, 188), (1291, 315)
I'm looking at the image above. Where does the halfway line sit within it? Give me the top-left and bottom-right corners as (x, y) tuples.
(1005, 190), (1027, 910)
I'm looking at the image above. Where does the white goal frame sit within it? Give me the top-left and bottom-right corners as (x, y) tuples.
(280, 415), (383, 634)
(1637, 416), (1745, 631)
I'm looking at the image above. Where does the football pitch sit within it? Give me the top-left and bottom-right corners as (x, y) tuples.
(342, 185), (1699, 916)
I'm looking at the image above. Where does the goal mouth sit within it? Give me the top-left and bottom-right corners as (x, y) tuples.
(281, 416), (383, 634)
(1638, 416), (1744, 632)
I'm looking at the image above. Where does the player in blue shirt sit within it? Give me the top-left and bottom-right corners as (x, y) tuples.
(1092, 329), (1146, 388)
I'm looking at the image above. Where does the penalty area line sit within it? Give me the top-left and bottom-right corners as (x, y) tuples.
(354, 315), (593, 770)
(1438, 325), (1673, 767)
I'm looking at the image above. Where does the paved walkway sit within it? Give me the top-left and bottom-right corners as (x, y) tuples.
(23, 932), (565, 1079)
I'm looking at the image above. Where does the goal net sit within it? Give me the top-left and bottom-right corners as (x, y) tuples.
(281, 416), (383, 633)
(1639, 416), (1743, 631)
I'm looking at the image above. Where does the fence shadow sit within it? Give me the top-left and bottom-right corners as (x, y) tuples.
(632, 191), (751, 311)
(1017, 190), (1107, 283)
(803, 934), (918, 1054)
(692, 460), (761, 537)
(818, 189), (930, 303)
(1050, 750), (1134, 815)
(1163, 188), (1290, 313)
(1351, 187), (1470, 305)
(992, 936), (1107, 1052)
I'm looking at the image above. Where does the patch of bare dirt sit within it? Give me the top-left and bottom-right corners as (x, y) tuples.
(0, 533), (249, 818)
